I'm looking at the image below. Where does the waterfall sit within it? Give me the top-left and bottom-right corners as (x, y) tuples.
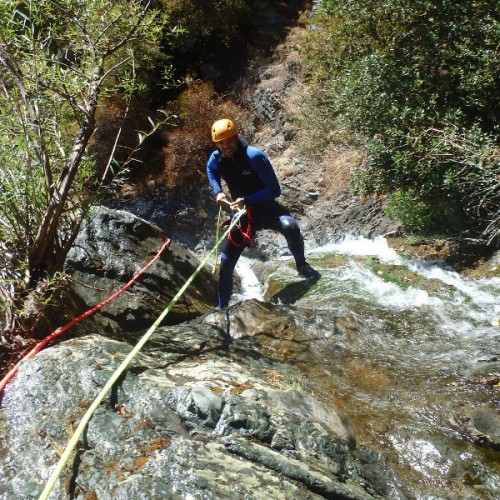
(234, 255), (265, 303)
(234, 234), (499, 493)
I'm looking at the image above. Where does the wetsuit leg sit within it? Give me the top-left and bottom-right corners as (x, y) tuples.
(253, 204), (307, 267)
(217, 235), (245, 308)
(277, 215), (306, 267)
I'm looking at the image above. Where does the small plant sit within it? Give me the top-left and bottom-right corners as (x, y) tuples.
(385, 190), (434, 234)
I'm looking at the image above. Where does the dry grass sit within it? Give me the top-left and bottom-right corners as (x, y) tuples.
(320, 147), (367, 197)
(162, 81), (252, 192)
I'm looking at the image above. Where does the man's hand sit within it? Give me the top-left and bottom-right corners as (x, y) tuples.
(216, 192), (230, 207)
(230, 197), (245, 211)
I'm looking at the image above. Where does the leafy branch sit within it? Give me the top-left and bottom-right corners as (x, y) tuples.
(0, 0), (173, 334)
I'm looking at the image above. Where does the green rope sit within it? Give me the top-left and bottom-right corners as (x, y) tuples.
(39, 208), (245, 500)
(212, 205), (223, 274)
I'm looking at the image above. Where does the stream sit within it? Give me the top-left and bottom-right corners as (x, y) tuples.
(233, 235), (500, 497)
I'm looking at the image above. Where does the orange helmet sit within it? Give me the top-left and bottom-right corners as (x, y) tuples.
(211, 119), (238, 142)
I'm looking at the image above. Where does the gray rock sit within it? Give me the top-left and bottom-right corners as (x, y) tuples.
(450, 407), (500, 450)
(64, 206), (217, 335)
(0, 300), (399, 499)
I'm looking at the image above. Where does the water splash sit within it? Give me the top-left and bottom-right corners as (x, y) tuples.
(307, 236), (499, 323)
(310, 235), (402, 263)
(233, 256), (265, 304)
(239, 236), (499, 326)
(408, 260), (500, 319)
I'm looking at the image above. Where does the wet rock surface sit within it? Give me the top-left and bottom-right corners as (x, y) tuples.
(1, 209), (498, 498)
(0, 300), (405, 499)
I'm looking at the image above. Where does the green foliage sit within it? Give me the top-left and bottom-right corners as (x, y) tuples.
(304, 0), (500, 241)
(384, 189), (469, 234)
(0, 0), (173, 333)
(385, 191), (434, 233)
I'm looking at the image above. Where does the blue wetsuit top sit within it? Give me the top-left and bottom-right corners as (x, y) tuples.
(206, 136), (281, 206)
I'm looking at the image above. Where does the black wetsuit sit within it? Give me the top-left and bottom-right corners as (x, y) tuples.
(206, 136), (306, 307)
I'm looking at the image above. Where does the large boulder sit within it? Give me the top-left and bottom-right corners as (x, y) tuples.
(64, 206), (217, 336)
(0, 300), (405, 499)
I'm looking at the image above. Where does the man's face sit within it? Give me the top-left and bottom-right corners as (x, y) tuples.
(217, 136), (238, 158)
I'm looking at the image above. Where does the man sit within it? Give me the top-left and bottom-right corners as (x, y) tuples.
(206, 118), (320, 308)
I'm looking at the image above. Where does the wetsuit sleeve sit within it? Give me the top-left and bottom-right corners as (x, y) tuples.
(244, 147), (281, 204)
(206, 152), (223, 194)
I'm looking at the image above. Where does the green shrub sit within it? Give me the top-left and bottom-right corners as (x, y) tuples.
(384, 189), (469, 234)
(303, 0), (500, 240)
(385, 190), (433, 233)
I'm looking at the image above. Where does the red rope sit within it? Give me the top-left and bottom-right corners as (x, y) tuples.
(228, 207), (253, 247)
(0, 236), (171, 394)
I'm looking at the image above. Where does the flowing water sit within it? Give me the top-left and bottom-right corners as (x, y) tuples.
(235, 236), (500, 497)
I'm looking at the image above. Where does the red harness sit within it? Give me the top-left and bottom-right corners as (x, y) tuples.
(228, 207), (253, 247)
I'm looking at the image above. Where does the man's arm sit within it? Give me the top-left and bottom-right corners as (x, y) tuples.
(243, 147), (281, 205)
(207, 152), (232, 208)
(206, 152), (223, 194)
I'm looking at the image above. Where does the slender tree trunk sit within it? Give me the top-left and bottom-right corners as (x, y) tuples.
(30, 103), (96, 271)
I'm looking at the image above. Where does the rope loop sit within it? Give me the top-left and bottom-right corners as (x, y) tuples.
(228, 206), (253, 247)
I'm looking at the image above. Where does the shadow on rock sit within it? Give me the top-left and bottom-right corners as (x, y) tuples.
(269, 274), (321, 304)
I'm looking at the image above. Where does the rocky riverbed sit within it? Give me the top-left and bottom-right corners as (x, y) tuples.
(1, 3), (499, 498)
(1, 206), (498, 499)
